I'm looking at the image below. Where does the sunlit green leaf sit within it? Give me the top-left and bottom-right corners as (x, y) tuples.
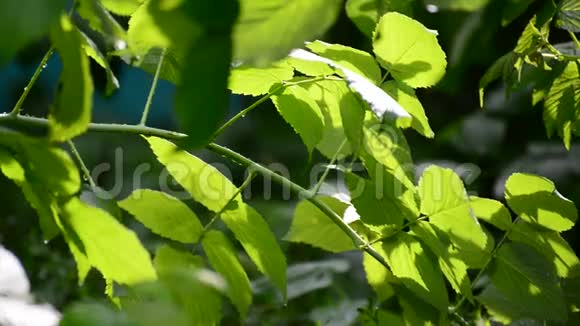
(509, 220), (580, 278)
(76, 0), (127, 42)
(119, 189), (204, 244)
(543, 61), (580, 149)
(363, 248), (395, 302)
(418, 166), (490, 268)
(147, 137), (287, 296)
(396, 284), (448, 325)
(271, 83), (325, 153)
(411, 221), (472, 300)
(306, 41), (382, 83)
(469, 196), (512, 231)
(228, 61), (294, 96)
(382, 233), (449, 310)
(556, 0), (580, 32)
(346, 0), (413, 38)
(382, 80), (434, 138)
(202, 230), (252, 318)
(285, 196), (355, 252)
(0, 0), (66, 64)
(49, 14), (94, 142)
(101, 0), (144, 16)
(299, 79), (362, 158)
(505, 173), (577, 231)
(233, 0), (342, 65)
(61, 197), (157, 285)
(373, 12), (447, 88)
(482, 242), (567, 322)
(154, 245), (205, 275)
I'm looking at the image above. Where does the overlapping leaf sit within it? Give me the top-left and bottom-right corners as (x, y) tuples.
(373, 12), (447, 88)
(228, 61), (294, 96)
(233, 0), (342, 65)
(271, 82), (325, 154)
(480, 242), (567, 322)
(505, 173), (577, 231)
(382, 80), (434, 138)
(147, 137), (287, 296)
(285, 196), (355, 252)
(418, 166), (491, 267)
(60, 197), (157, 285)
(469, 196), (512, 231)
(202, 230), (252, 319)
(346, 0), (413, 38)
(556, 0), (580, 32)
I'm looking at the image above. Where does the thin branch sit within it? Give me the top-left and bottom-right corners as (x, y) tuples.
(140, 49), (166, 126)
(212, 75), (342, 139)
(312, 139), (347, 195)
(10, 47), (55, 117)
(206, 142), (390, 269)
(0, 112), (390, 269)
(368, 215), (428, 245)
(569, 31), (580, 52)
(67, 139), (97, 191)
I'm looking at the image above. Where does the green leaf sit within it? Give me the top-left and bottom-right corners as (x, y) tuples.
(61, 197), (157, 285)
(469, 196), (512, 231)
(298, 79), (363, 158)
(505, 173), (577, 231)
(396, 284), (448, 325)
(373, 12), (447, 88)
(556, 0), (580, 32)
(119, 189), (204, 244)
(49, 15), (94, 142)
(228, 61), (294, 96)
(418, 166), (491, 268)
(360, 309), (404, 326)
(154, 245), (205, 276)
(509, 220), (580, 278)
(382, 80), (434, 138)
(285, 196), (355, 252)
(175, 1), (238, 148)
(543, 61), (580, 149)
(360, 118), (419, 220)
(271, 83), (325, 153)
(346, 172), (405, 227)
(153, 245), (223, 326)
(483, 242), (567, 322)
(345, 0), (414, 38)
(363, 248), (395, 301)
(233, 0), (342, 65)
(80, 32), (120, 95)
(306, 41), (382, 83)
(101, 0), (144, 16)
(478, 52), (518, 107)
(76, 0), (127, 42)
(501, 0), (537, 26)
(202, 230), (252, 318)
(0, 147), (60, 240)
(382, 233), (449, 311)
(411, 221), (472, 300)
(0, 0), (66, 64)
(147, 137), (287, 296)
(286, 56), (336, 77)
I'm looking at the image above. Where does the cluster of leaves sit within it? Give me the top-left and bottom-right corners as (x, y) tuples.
(479, 0), (580, 149)
(0, 0), (579, 325)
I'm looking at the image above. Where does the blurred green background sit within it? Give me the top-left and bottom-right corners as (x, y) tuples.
(1, 0), (580, 324)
